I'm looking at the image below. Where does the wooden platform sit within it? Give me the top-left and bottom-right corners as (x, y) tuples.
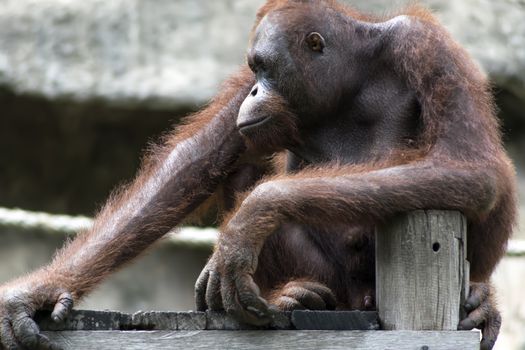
(37, 212), (480, 349)
(42, 330), (480, 350)
(37, 310), (480, 349)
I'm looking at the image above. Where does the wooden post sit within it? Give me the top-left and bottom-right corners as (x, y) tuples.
(375, 210), (469, 330)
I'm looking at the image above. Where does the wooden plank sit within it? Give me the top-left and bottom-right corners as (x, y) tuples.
(291, 310), (379, 330)
(376, 210), (468, 330)
(42, 330), (480, 350)
(38, 310), (377, 331)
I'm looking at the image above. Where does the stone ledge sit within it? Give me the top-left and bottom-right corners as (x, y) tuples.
(0, 0), (524, 107)
(2, 206), (525, 255)
(0, 207), (216, 250)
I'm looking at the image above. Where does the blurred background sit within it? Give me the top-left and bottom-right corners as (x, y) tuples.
(0, 0), (523, 348)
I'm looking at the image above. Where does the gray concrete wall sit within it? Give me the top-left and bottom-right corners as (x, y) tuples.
(1, 0), (524, 106)
(0, 208), (214, 311)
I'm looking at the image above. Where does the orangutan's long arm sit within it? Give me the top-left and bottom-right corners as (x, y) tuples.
(196, 157), (511, 325)
(0, 67), (254, 350)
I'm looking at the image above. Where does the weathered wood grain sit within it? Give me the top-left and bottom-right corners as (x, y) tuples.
(376, 210), (468, 330)
(42, 330), (480, 350)
(38, 310), (378, 331)
(291, 310), (379, 330)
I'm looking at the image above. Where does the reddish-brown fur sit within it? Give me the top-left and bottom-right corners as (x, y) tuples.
(196, 2), (516, 349)
(0, 1), (516, 350)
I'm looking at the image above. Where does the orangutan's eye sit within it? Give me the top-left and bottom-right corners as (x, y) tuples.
(306, 32), (325, 53)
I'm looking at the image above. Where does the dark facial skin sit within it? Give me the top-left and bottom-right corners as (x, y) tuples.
(238, 10), (419, 163)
